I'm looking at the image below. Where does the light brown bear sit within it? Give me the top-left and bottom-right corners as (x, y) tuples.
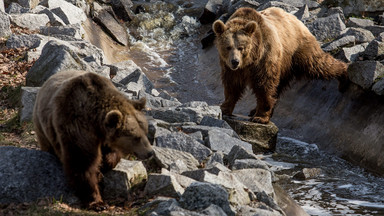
(213, 7), (348, 124)
(33, 70), (154, 211)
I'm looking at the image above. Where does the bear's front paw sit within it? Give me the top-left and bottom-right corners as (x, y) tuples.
(220, 105), (233, 116)
(250, 116), (270, 124)
(88, 201), (109, 212)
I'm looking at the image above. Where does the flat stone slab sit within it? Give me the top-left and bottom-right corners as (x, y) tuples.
(223, 115), (278, 153)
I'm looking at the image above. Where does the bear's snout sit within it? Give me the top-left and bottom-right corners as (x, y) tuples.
(231, 59), (240, 68)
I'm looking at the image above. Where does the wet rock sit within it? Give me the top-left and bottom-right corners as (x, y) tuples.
(206, 128), (252, 154)
(362, 40), (384, 61)
(110, 0), (134, 22)
(293, 167), (322, 180)
(10, 13), (49, 30)
(40, 24), (85, 39)
(307, 13), (346, 41)
(257, 1), (299, 13)
(199, 0), (223, 24)
(6, 2), (29, 14)
(348, 61), (384, 89)
(93, 9), (128, 46)
(179, 182), (235, 216)
(102, 159), (147, 200)
(336, 42), (368, 62)
(0, 147), (78, 204)
(44, 0), (87, 25)
(223, 115), (278, 152)
(20, 87), (39, 122)
(231, 158), (269, 170)
(152, 146), (200, 172)
(347, 17), (374, 28)
(155, 132), (212, 163)
(144, 173), (184, 198)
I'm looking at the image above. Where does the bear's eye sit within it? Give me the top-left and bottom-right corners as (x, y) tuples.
(238, 47), (244, 51)
(226, 46), (231, 51)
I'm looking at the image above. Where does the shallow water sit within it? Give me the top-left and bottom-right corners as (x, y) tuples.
(124, 2), (384, 215)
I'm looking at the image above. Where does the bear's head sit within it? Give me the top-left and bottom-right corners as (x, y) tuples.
(213, 19), (258, 70)
(104, 98), (154, 160)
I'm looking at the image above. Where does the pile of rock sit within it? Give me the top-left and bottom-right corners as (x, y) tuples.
(200, 0), (384, 96)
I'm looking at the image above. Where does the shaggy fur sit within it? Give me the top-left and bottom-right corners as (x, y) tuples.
(33, 70), (154, 211)
(213, 7), (348, 124)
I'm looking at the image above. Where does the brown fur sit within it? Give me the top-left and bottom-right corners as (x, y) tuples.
(213, 7), (349, 124)
(33, 70), (154, 210)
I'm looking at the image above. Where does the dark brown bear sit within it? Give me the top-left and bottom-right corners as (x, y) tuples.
(33, 70), (154, 210)
(213, 7), (348, 124)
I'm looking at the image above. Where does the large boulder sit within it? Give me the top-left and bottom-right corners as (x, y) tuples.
(348, 61), (384, 89)
(44, 0), (87, 25)
(307, 13), (346, 41)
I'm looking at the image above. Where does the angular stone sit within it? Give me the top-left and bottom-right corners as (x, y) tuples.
(372, 78), (384, 95)
(0, 11), (11, 38)
(93, 9), (128, 46)
(232, 168), (274, 195)
(206, 129), (252, 154)
(307, 13), (346, 41)
(144, 173), (184, 198)
(347, 17), (374, 28)
(180, 182), (235, 216)
(155, 132), (212, 162)
(10, 13), (49, 30)
(102, 159), (147, 200)
(362, 40), (384, 61)
(366, 25), (384, 37)
(224, 145), (263, 168)
(35, 7), (66, 26)
(110, 0), (134, 22)
(20, 87), (39, 123)
(0, 147), (78, 204)
(6, 34), (44, 49)
(348, 61), (384, 89)
(161, 169), (196, 189)
(322, 35), (355, 52)
(199, 116), (232, 130)
(149, 108), (192, 123)
(199, 0), (222, 24)
(152, 146), (200, 172)
(237, 205), (283, 216)
(46, 0), (87, 25)
(5, 2), (29, 14)
(294, 4), (310, 21)
(293, 168), (322, 180)
(276, 137), (320, 158)
(177, 102), (222, 124)
(336, 43), (368, 62)
(223, 115), (278, 152)
(341, 27), (375, 43)
(40, 24), (85, 39)
(182, 125), (239, 139)
(258, 1), (299, 13)
(0, 0), (4, 12)
(231, 158), (269, 170)
(206, 151), (224, 166)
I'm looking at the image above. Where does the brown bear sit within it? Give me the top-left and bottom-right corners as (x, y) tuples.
(213, 7), (349, 124)
(33, 70), (154, 211)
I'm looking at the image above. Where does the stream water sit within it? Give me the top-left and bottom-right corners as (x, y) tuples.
(123, 2), (384, 215)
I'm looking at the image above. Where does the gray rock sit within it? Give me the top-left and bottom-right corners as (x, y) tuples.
(307, 13), (346, 41)
(366, 25), (384, 37)
(182, 125), (239, 139)
(336, 42), (368, 62)
(110, 0), (134, 22)
(362, 40), (384, 61)
(144, 173), (184, 198)
(348, 61), (384, 89)
(26, 40), (86, 87)
(199, 0), (223, 24)
(257, 1), (299, 13)
(199, 116), (233, 130)
(277, 0), (319, 9)
(231, 159), (269, 170)
(325, 6), (345, 22)
(293, 167), (322, 180)
(321, 27), (374, 52)
(10, 13), (49, 30)
(139, 91), (182, 109)
(155, 132), (212, 162)
(188, 131), (204, 143)
(347, 17), (374, 28)
(0, 0), (4, 12)
(224, 145), (261, 168)
(341, 27), (375, 43)
(0, 11), (11, 38)
(180, 182), (235, 216)
(40, 24), (85, 39)
(20, 87), (39, 122)
(294, 4), (309, 21)
(93, 9), (128, 46)
(102, 159), (147, 200)
(206, 129), (253, 154)
(46, 0), (87, 25)
(206, 151), (224, 166)
(322, 35), (355, 52)
(0, 147), (78, 204)
(36, 7), (66, 26)
(236, 205), (283, 216)
(149, 108), (192, 123)
(152, 146), (200, 172)
(177, 102), (222, 124)
(5, 2), (29, 14)
(223, 115), (278, 152)
(161, 168), (196, 189)
(6, 34), (44, 49)
(325, 0), (384, 17)
(276, 137), (320, 158)
(232, 168), (274, 195)
(372, 78), (384, 95)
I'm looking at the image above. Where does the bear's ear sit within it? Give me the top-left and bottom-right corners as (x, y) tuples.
(131, 98), (146, 111)
(105, 110), (123, 128)
(243, 21), (257, 35)
(213, 20), (227, 35)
